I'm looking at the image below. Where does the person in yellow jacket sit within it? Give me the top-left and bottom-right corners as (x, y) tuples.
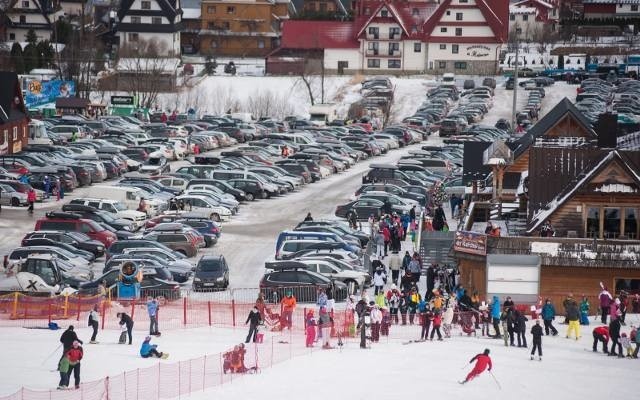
(408, 287), (421, 324)
(281, 291), (297, 330)
(432, 292), (444, 311)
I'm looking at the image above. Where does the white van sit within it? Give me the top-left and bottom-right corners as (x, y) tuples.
(442, 73), (455, 83)
(308, 103), (338, 126)
(28, 120), (53, 145)
(83, 186), (164, 216)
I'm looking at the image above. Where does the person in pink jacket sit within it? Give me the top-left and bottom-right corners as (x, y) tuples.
(599, 287), (612, 324)
(609, 298), (620, 323)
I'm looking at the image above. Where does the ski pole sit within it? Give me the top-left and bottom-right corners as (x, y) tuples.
(489, 370), (502, 390)
(460, 362), (470, 370)
(42, 343), (62, 366)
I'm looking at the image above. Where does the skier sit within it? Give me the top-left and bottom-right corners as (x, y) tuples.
(419, 303), (432, 341)
(580, 296), (590, 325)
(280, 291), (296, 330)
(373, 267), (387, 295)
(490, 295), (502, 338)
(530, 319), (543, 361)
(608, 315), (623, 358)
(398, 291), (409, 325)
(429, 309), (443, 341)
(460, 349), (492, 384)
(305, 310), (316, 347)
(566, 301), (581, 340)
(599, 285), (613, 324)
(140, 336), (167, 359)
(370, 303), (382, 343)
(57, 351), (71, 390)
(541, 298), (559, 336)
(147, 297), (160, 336)
(245, 306), (262, 343)
(592, 325), (609, 354)
(515, 310), (528, 348)
(88, 305), (99, 344)
(116, 312), (134, 345)
(59, 326), (82, 363)
(66, 341), (83, 389)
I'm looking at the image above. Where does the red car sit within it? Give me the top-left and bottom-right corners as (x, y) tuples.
(35, 212), (117, 247)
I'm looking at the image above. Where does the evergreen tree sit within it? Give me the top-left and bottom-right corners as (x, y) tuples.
(36, 40), (55, 68)
(10, 42), (25, 74)
(23, 42), (39, 73)
(26, 29), (38, 45)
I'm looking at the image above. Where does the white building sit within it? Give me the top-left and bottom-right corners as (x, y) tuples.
(115, 0), (183, 57)
(273, 0), (510, 74)
(6, 0), (64, 42)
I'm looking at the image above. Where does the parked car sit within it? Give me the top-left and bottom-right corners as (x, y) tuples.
(34, 212), (117, 247)
(22, 230), (106, 257)
(193, 255), (229, 290)
(260, 262), (348, 303)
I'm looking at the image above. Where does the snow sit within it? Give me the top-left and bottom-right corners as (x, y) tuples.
(594, 183), (637, 193)
(530, 241), (559, 256)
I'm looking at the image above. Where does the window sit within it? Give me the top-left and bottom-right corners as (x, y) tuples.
(439, 44), (446, 50)
(440, 27), (447, 33)
(388, 42), (399, 55)
(128, 33), (139, 42)
(152, 17), (162, 25)
(455, 28), (462, 36)
(460, 0), (468, 2)
(131, 16), (141, 24)
(389, 27), (401, 39)
(368, 27), (379, 39)
(452, 44), (459, 54)
(446, 11), (451, 16)
(454, 61), (467, 69)
(367, 59), (380, 68)
(257, 39), (265, 49)
(141, 1), (151, 10)
(439, 61), (447, 69)
(604, 208), (621, 238)
(19, 15), (26, 23)
(412, 8), (419, 16)
(9, 33), (15, 40)
(632, 5), (639, 11)
(207, 6), (216, 13)
(510, 14), (515, 21)
(516, 27), (522, 34)
(456, 12), (463, 21)
(414, 43), (421, 53)
(12, 127), (17, 141)
(625, 208), (638, 238)
(522, 14), (528, 21)
(381, 8), (388, 17)
(585, 206), (638, 239)
(411, 24), (418, 34)
(388, 59), (401, 69)
(577, 59), (581, 64)
(22, 1), (29, 7)
(227, 6), (235, 14)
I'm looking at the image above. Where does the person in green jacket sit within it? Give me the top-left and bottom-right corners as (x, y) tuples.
(580, 296), (590, 325)
(57, 354), (71, 389)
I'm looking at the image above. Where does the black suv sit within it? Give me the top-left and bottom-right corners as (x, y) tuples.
(21, 230), (105, 257)
(193, 255), (229, 291)
(259, 262), (347, 303)
(61, 204), (134, 232)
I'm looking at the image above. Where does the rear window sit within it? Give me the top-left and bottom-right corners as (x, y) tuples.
(282, 242), (301, 252)
(198, 260), (221, 272)
(39, 220), (75, 231)
(85, 220), (105, 232)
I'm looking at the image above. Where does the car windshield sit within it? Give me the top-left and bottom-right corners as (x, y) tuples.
(199, 261), (221, 272)
(113, 202), (127, 211)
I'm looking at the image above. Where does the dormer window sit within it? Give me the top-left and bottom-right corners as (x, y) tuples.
(131, 16), (141, 24)
(22, 1), (29, 8)
(381, 8), (388, 17)
(141, 1), (151, 10)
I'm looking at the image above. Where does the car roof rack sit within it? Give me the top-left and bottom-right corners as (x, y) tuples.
(265, 261), (309, 270)
(45, 211), (81, 220)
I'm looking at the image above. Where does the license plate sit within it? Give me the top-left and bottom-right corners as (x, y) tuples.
(204, 283), (215, 286)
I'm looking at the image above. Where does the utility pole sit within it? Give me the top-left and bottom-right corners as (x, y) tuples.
(511, 32), (519, 133)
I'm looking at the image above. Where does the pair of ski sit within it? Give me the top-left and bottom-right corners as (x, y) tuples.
(402, 339), (428, 345)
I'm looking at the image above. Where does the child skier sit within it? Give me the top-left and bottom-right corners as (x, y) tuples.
(305, 310), (316, 347)
(480, 306), (491, 337)
(430, 309), (443, 341)
(140, 336), (167, 359)
(460, 349), (492, 384)
(530, 319), (543, 361)
(592, 325), (609, 354)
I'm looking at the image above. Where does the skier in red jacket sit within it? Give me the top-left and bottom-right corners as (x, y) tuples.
(460, 349), (492, 384)
(592, 326), (610, 354)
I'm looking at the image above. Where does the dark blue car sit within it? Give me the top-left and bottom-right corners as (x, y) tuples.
(177, 219), (220, 247)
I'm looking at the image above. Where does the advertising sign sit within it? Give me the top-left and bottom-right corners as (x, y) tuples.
(24, 79), (76, 108)
(453, 230), (487, 256)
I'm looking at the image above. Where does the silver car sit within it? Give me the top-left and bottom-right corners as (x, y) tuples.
(0, 183), (28, 206)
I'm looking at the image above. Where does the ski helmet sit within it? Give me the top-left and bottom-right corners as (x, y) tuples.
(483, 348), (490, 355)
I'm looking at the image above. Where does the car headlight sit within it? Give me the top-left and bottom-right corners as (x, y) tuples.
(216, 277), (224, 281)
(97, 246), (104, 251)
(194, 277), (201, 282)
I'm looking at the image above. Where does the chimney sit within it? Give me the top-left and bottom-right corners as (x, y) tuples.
(595, 112), (618, 148)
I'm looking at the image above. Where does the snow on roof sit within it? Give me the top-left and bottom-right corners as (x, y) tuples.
(594, 183), (638, 193)
(530, 241), (559, 257)
(182, 8), (200, 19)
(513, 0), (554, 9)
(517, 170), (528, 196)
(510, 6), (537, 14)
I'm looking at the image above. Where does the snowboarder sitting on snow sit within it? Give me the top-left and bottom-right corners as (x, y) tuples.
(592, 325), (610, 354)
(140, 336), (165, 359)
(460, 348), (492, 384)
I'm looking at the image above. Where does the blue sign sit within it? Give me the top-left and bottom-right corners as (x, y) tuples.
(24, 79), (76, 108)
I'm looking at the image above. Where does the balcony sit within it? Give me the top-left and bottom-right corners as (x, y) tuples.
(366, 49), (402, 57)
(366, 34), (402, 41)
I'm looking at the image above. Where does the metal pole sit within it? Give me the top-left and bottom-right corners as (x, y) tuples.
(511, 34), (519, 132)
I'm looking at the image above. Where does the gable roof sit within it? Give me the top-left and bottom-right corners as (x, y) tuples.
(527, 150), (640, 232)
(356, 2), (408, 37)
(353, 1), (437, 40)
(117, 0), (182, 23)
(526, 97), (597, 140)
(423, 0), (508, 42)
(513, 0), (554, 9)
(280, 20), (359, 49)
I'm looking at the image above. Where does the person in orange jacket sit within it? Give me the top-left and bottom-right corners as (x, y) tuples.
(281, 291), (297, 329)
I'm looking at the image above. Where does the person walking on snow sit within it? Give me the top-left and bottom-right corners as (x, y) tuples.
(430, 309), (443, 341)
(541, 299), (559, 336)
(515, 310), (528, 348)
(27, 188), (36, 213)
(373, 267), (387, 295)
(490, 295), (502, 338)
(88, 305), (99, 344)
(592, 325), (609, 354)
(370, 304), (382, 343)
(59, 326), (82, 364)
(147, 297), (160, 336)
(608, 315), (623, 357)
(245, 306), (262, 343)
(530, 319), (543, 360)
(599, 286), (613, 324)
(318, 306), (333, 348)
(460, 349), (492, 384)
(388, 250), (401, 286)
(374, 231), (385, 258)
(65, 341), (83, 389)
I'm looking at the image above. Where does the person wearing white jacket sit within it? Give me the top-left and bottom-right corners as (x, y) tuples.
(443, 304), (455, 338)
(370, 304), (383, 343)
(88, 304), (100, 344)
(373, 267), (387, 295)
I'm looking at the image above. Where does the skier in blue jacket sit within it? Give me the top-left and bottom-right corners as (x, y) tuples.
(140, 336), (165, 358)
(541, 299), (559, 336)
(490, 295), (501, 338)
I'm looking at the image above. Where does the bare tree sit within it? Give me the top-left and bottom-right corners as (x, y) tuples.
(245, 89), (294, 120)
(295, 49), (326, 106)
(117, 38), (176, 109)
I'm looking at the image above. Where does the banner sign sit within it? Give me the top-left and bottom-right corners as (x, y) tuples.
(24, 79), (75, 108)
(453, 230), (487, 256)
(111, 96), (135, 105)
